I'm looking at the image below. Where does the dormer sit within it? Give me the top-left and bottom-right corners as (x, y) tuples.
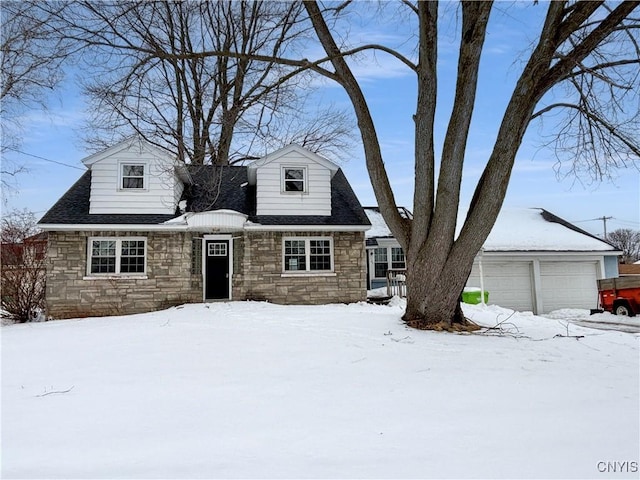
(247, 144), (339, 216)
(81, 137), (188, 215)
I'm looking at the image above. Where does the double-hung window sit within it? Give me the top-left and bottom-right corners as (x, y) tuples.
(121, 164), (145, 189)
(88, 237), (146, 275)
(282, 167), (306, 193)
(283, 237), (332, 272)
(373, 248), (388, 278)
(391, 247), (406, 269)
(372, 246), (406, 279)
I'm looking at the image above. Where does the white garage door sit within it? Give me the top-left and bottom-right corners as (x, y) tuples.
(467, 261), (534, 312)
(540, 261), (599, 312)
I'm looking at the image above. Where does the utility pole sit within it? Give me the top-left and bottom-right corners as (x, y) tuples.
(598, 216), (613, 238)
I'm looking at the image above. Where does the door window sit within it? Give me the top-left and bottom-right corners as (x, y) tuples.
(208, 242), (228, 256)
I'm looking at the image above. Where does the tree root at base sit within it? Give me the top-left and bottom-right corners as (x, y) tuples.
(404, 317), (482, 332)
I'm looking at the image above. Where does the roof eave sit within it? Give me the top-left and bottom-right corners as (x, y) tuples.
(39, 222), (371, 233)
(38, 223), (189, 232)
(244, 224), (370, 232)
(479, 249), (622, 256)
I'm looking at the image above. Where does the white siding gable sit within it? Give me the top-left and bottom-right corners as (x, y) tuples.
(248, 145), (338, 216)
(82, 137), (183, 215)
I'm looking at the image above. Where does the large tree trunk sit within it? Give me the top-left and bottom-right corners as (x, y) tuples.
(402, 243), (477, 331)
(304, 0), (640, 330)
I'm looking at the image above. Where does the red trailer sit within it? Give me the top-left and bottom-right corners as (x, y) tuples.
(597, 277), (640, 317)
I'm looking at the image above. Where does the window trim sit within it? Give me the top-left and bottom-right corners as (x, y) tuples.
(391, 246), (406, 270)
(370, 245), (406, 280)
(119, 162), (147, 191)
(281, 166), (307, 194)
(86, 236), (147, 277)
(373, 247), (389, 279)
(282, 236), (334, 274)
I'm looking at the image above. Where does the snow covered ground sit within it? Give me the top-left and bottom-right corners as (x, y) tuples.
(2, 300), (638, 479)
(543, 308), (640, 334)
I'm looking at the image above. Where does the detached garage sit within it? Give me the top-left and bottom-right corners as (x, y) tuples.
(466, 208), (620, 314)
(469, 261), (535, 312)
(366, 207), (620, 313)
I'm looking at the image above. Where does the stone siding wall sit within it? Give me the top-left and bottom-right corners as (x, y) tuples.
(46, 229), (366, 319)
(233, 231), (366, 305)
(46, 231), (201, 319)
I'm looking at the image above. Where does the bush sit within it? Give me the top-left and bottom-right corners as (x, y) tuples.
(1, 210), (47, 323)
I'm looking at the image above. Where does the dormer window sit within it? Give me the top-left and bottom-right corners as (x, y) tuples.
(282, 167), (306, 193)
(121, 164), (145, 189)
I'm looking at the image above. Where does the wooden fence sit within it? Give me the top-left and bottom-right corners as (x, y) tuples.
(386, 269), (407, 297)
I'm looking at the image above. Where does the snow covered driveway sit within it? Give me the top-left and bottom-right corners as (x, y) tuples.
(2, 301), (638, 479)
(544, 308), (640, 334)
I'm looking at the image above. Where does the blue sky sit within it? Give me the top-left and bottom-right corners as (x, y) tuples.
(3, 1), (639, 237)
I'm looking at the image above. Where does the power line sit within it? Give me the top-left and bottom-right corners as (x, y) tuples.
(597, 216), (613, 237)
(571, 216), (616, 237)
(614, 218), (640, 227)
(4, 147), (85, 171)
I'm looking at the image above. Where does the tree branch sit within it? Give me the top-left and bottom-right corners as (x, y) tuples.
(432, 1), (493, 255)
(540, 1), (640, 91)
(303, 0), (409, 246)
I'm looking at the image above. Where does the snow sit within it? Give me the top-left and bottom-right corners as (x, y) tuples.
(2, 301), (638, 479)
(367, 286), (390, 298)
(367, 206), (616, 252)
(364, 208), (393, 238)
(463, 286), (483, 292)
(543, 308), (640, 333)
(481, 208), (615, 252)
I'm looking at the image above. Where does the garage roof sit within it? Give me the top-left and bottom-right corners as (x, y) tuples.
(365, 207), (618, 252)
(482, 208), (617, 252)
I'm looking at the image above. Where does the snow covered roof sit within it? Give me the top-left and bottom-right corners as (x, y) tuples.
(364, 207), (411, 238)
(481, 208), (616, 252)
(365, 207), (618, 252)
(364, 209), (392, 238)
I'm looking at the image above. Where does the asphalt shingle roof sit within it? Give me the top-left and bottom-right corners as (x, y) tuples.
(39, 166), (370, 227)
(38, 171), (178, 225)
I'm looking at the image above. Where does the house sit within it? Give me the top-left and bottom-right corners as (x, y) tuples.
(1, 232), (48, 267)
(364, 207), (411, 290)
(38, 138), (371, 319)
(364, 207), (621, 314)
(1, 232), (48, 320)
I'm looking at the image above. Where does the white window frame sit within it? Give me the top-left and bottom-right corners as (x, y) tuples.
(373, 247), (389, 279)
(281, 166), (307, 194)
(282, 237), (334, 273)
(370, 245), (406, 280)
(391, 246), (406, 270)
(86, 237), (147, 277)
(119, 163), (147, 190)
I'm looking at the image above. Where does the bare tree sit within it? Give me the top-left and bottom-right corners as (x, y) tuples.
(1, 210), (47, 323)
(0, 1), (71, 190)
(607, 228), (640, 263)
(36, 0), (353, 165)
(296, 1), (640, 329)
(119, 1), (636, 327)
(298, 0), (640, 329)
